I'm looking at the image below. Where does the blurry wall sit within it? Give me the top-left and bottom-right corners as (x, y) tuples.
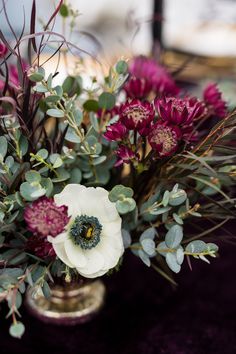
(0, 0), (154, 56)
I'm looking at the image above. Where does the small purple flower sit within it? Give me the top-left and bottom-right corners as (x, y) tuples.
(129, 56), (179, 96)
(104, 121), (127, 142)
(203, 83), (227, 118)
(115, 145), (139, 166)
(26, 235), (56, 259)
(24, 197), (69, 237)
(155, 96), (206, 125)
(0, 42), (8, 58)
(120, 99), (154, 135)
(148, 123), (181, 157)
(124, 76), (152, 99)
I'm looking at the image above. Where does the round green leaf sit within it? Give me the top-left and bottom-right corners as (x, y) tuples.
(9, 322), (25, 339)
(98, 92), (116, 110)
(116, 60), (128, 74)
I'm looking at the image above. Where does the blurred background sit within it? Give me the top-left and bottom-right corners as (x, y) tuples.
(1, 0), (236, 93)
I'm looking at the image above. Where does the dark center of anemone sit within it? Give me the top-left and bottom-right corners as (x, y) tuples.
(70, 215), (102, 249)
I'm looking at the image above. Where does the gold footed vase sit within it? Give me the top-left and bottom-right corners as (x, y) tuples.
(25, 279), (106, 325)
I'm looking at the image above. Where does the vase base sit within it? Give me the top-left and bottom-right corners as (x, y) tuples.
(25, 280), (106, 325)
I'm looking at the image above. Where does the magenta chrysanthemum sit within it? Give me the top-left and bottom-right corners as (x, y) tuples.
(129, 56), (179, 96)
(24, 197), (69, 237)
(120, 99), (154, 135)
(148, 123), (181, 157)
(26, 235), (56, 259)
(124, 76), (152, 99)
(104, 121), (127, 142)
(115, 145), (139, 166)
(155, 96), (206, 125)
(203, 83), (227, 118)
(0, 42), (8, 58)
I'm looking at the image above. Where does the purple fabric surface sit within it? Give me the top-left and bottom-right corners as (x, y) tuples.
(0, 243), (236, 354)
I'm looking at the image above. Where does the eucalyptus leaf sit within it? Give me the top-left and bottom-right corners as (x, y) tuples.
(165, 225), (183, 249)
(166, 253), (181, 273)
(47, 108), (64, 118)
(9, 322), (25, 339)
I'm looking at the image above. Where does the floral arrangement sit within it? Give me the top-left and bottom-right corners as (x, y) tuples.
(0, 0), (235, 339)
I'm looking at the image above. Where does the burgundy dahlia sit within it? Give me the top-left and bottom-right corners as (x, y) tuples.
(120, 99), (154, 135)
(0, 42), (8, 58)
(124, 76), (152, 99)
(115, 145), (139, 166)
(203, 83), (227, 118)
(26, 235), (56, 259)
(104, 121), (127, 141)
(155, 96), (206, 125)
(129, 56), (179, 96)
(24, 197), (69, 237)
(148, 123), (181, 157)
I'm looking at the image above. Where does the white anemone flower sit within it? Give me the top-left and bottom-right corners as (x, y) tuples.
(48, 184), (124, 278)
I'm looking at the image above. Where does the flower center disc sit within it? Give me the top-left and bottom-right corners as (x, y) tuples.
(70, 215), (102, 249)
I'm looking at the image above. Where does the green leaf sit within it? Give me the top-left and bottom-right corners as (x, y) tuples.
(138, 249), (151, 267)
(89, 112), (99, 131)
(34, 84), (48, 93)
(150, 206), (171, 215)
(19, 135), (28, 157)
(0, 136), (8, 160)
(83, 99), (99, 112)
(121, 229), (131, 248)
(37, 149), (48, 160)
(166, 253), (181, 273)
(69, 168), (82, 184)
(185, 240), (207, 253)
(116, 60), (128, 74)
(60, 3), (69, 17)
(45, 95), (61, 103)
(25, 170), (41, 184)
(169, 190), (187, 206)
(41, 178), (53, 197)
(47, 108), (64, 118)
(9, 322), (25, 339)
(49, 154), (63, 168)
(165, 225), (183, 248)
(173, 213), (183, 225)
(65, 127), (81, 143)
(141, 239), (156, 256)
(139, 227), (156, 242)
(42, 281), (51, 299)
(109, 184), (134, 202)
(20, 182), (46, 201)
(116, 198), (136, 214)
(98, 92), (116, 110)
(51, 168), (70, 183)
(62, 76), (81, 96)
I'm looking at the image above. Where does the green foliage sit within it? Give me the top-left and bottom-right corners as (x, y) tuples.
(109, 185), (136, 214)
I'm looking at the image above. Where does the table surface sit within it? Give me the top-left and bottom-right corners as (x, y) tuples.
(0, 240), (236, 354)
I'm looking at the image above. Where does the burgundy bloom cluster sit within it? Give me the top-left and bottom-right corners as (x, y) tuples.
(124, 56), (179, 99)
(203, 83), (227, 118)
(0, 61), (28, 91)
(24, 197), (70, 259)
(0, 41), (8, 58)
(104, 98), (154, 165)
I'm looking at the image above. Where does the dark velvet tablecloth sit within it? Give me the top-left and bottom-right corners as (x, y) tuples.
(0, 241), (236, 354)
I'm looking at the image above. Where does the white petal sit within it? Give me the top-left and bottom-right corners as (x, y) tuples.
(54, 184), (86, 216)
(64, 239), (87, 268)
(79, 187), (120, 223)
(77, 268), (107, 279)
(52, 242), (74, 268)
(101, 220), (122, 239)
(48, 232), (69, 244)
(76, 248), (104, 276)
(96, 236), (123, 270)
